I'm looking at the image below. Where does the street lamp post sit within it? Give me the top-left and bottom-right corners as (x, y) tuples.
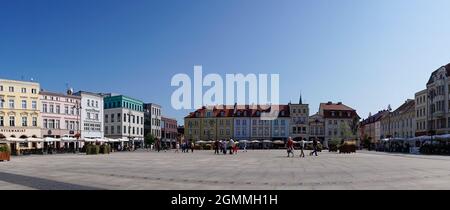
(73, 101), (81, 153)
(128, 110), (135, 150)
(428, 90), (435, 147)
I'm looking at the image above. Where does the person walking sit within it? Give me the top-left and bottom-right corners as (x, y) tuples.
(243, 141), (247, 152)
(191, 141), (195, 153)
(214, 140), (220, 154)
(310, 138), (318, 156)
(232, 141), (238, 154)
(287, 137), (294, 157)
(228, 139), (234, 155)
(222, 140), (227, 155)
(175, 141), (180, 153)
(299, 138), (305, 158)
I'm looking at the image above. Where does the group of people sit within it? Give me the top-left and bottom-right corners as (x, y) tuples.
(175, 141), (195, 153)
(213, 139), (243, 155)
(286, 137), (319, 158)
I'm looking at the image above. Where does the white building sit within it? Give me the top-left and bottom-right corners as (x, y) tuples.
(74, 91), (104, 140)
(103, 94), (144, 146)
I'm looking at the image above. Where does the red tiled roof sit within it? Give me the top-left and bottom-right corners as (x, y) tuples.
(185, 104), (291, 118)
(319, 102), (355, 111)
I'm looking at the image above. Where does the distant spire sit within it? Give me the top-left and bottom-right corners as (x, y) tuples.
(299, 92), (303, 104)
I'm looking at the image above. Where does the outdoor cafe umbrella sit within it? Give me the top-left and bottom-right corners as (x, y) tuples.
(262, 140), (272, 143)
(119, 138), (129, 142)
(26, 137), (43, 142)
(62, 136), (77, 142)
(251, 140), (260, 143)
(84, 138), (97, 143)
(44, 137), (60, 142)
(273, 140), (285, 145)
(6, 137), (26, 142)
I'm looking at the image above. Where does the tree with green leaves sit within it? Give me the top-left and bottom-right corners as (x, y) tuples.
(340, 122), (353, 141)
(350, 116), (360, 137)
(145, 133), (156, 147)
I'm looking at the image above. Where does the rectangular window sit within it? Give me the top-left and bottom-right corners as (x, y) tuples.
(124, 126), (127, 134)
(105, 126), (108, 134)
(56, 120), (60, 129)
(32, 101), (37, 110)
(21, 88), (26, 93)
(31, 117), (36, 127)
(9, 116), (15, 126)
(56, 105), (60, 114)
(105, 115), (108, 123)
(111, 114), (115, 123)
(21, 117), (27, 126)
(49, 119), (55, 129)
(32, 89), (37, 94)
(9, 86), (14, 92)
(49, 104), (54, 113)
(65, 120), (69, 130)
(118, 113), (121, 122)
(111, 126), (115, 134)
(9, 99), (14, 109)
(21, 100), (27, 109)
(0, 86), (3, 91)
(0, 99), (3, 108)
(0, 116), (3, 126)
(43, 119), (48, 129)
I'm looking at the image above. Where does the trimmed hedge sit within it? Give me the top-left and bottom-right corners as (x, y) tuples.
(100, 144), (111, 154)
(0, 144), (11, 153)
(86, 144), (100, 155)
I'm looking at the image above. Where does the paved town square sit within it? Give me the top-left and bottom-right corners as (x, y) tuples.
(1, 150), (450, 190)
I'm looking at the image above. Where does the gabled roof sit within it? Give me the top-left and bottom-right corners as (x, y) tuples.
(392, 99), (415, 116)
(360, 110), (390, 125)
(319, 102), (355, 111)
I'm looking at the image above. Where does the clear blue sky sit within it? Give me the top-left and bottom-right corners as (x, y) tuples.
(1, 0), (450, 124)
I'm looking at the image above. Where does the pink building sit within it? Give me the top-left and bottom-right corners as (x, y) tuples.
(40, 90), (81, 139)
(161, 116), (178, 142)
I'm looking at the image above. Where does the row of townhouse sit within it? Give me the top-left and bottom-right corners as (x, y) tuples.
(360, 62), (450, 142)
(0, 78), (175, 150)
(184, 97), (359, 147)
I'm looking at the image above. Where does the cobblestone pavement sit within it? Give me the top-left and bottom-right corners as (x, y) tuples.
(1, 150), (450, 190)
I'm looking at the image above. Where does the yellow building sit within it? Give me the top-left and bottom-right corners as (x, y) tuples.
(184, 106), (235, 141)
(0, 79), (41, 150)
(216, 109), (234, 140)
(184, 116), (201, 142)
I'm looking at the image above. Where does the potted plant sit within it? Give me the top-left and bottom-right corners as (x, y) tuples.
(0, 143), (11, 162)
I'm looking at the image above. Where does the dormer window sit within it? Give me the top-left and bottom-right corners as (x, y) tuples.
(221, 111), (225, 117)
(237, 111), (241, 116)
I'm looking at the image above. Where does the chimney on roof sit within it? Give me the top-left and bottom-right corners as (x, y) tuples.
(337, 102), (342, 105)
(327, 101), (332, 105)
